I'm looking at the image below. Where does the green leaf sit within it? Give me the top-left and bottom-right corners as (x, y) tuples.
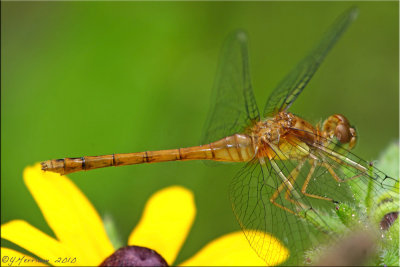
(335, 202), (359, 227)
(375, 142), (399, 179)
(103, 213), (123, 250)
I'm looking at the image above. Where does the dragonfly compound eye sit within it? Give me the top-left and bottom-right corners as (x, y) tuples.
(322, 114), (357, 149)
(335, 123), (351, 143)
(334, 116), (357, 149)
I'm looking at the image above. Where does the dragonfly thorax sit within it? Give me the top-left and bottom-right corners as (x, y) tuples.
(261, 113), (295, 142)
(250, 112), (330, 161)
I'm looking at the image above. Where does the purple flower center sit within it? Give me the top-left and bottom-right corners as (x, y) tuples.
(100, 246), (168, 267)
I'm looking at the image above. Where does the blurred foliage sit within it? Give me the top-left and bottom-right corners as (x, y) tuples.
(375, 143), (399, 267)
(1, 2), (398, 264)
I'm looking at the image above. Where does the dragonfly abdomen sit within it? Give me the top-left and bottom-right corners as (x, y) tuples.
(41, 134), (255, 175)
(209, 134), (255, 162)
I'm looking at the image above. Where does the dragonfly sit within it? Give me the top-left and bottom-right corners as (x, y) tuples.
(42, 7), (398, 265)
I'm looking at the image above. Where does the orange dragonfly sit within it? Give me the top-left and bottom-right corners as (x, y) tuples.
(42, 7), (398, 265)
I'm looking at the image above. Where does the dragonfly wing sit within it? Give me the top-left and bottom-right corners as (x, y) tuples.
(304, 137), (399, 206)
(286, 128), (398, 203)
(263, 7), (358, 117)
(201, 30), (260, 145)
(230, 135), (398, 265)
(230, 159), (326, 265)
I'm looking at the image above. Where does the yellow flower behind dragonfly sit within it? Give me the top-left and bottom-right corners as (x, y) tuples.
(1, 164), (288, 266)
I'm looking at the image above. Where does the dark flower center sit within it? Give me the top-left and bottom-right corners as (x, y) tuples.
(380, 211), (399, 231)
(100, 246), (168, 267)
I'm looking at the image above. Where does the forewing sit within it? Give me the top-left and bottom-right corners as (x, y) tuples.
(306, 137), (399, 208)
(287, 128), (398, 205)
(230, 134), (398, 265)
(263, 7), (358, 117)
(201, 30), (260, 145)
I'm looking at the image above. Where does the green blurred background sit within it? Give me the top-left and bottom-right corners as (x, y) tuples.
(2, 1), (398, 264)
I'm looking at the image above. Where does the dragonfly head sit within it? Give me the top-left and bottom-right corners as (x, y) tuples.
(322, 114), (357, 149)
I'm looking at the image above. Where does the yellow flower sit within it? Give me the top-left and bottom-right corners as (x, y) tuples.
(1, 164), (288, 266)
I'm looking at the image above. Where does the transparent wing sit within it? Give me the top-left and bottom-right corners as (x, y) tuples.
(230, 159), (330, 265)
(287, 128), (398, 199)
(263, 7), (358, 117)
(304, 136), (399, 205)
(201, 30), (260, 145)
(230, 132), (398, 265)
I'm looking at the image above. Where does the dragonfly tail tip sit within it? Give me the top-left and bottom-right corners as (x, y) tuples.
(40, 161), (48, 171)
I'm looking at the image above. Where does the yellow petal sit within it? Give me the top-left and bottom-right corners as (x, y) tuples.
(0, 247), (48, 266)
(23, 164), (114, 266)
(179, 231), (289, 266)
(1, 220), (72, 265)
(128, 186), (195, 265)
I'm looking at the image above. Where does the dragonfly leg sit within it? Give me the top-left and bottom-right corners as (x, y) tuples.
(322, 161), (345, 182)
(270, 180), (297, 215)
(301, 159), (334, 202)
(314, 144), (368, 174)
(270, 160), (308, 215)
(322, 159), (364, 182)
(284, 160), (306, 205)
